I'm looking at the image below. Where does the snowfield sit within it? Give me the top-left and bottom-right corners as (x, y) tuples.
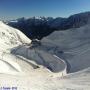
(42, 25), (90, 73)
(0, 21), (90, 90)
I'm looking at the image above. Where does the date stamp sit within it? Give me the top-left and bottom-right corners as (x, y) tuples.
(0, 87), (17, 90)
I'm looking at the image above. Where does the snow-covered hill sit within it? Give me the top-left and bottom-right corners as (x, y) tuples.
(0, 21), (32, 75)
(42, 24), (90, 73)
(0, 21), (31, 52)
(0, 21), (90, 90)
(0, 21), (67, 76)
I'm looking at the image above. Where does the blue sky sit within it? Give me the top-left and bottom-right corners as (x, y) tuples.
(0, 0), (90, 20)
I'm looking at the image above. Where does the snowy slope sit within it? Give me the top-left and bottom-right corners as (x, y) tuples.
(0, 21), (31, 52)
(0, 65), (90, 90)
(0, 21), (33, 75)
(11, 45), (67, 75)
(0, 21), (90, 90)
(0, 21), (66, 76)
(42, 24), (90, 73)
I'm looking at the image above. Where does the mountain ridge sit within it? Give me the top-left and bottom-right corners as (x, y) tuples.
(7, 11), (90, 39)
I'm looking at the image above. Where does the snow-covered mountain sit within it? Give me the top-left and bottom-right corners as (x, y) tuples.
(0, 21), (31, 51)
(0, 21), (32, 74)
(0, 21), (90, 90)
(8, 12), (90, 40)
(42, 24), (90, 73)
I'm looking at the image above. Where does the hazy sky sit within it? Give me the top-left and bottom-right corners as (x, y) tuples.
(0, 0), (90, 20)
